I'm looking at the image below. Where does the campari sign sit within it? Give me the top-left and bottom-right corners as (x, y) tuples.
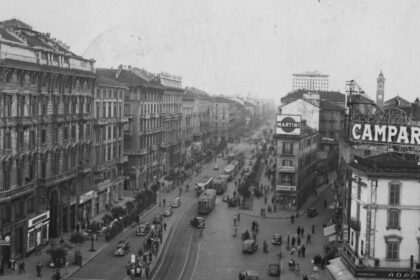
(350, 122), (420, 145)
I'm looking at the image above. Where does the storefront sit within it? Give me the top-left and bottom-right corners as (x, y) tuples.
(0, 234), (11, 265)
(78, 190), (96, 227)
(27, 210), (50, 254)
(275, 185), (297, 210)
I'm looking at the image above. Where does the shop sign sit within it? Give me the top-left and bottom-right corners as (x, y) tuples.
(276, 185), (296, 192)
(0, 235), (10, 246)
(276, 114), (301, 136)
(350, 122), (420, 145)
(79, 190), (96, 204)
(341, 253), (420, 279)
(28, 210), (50, 228)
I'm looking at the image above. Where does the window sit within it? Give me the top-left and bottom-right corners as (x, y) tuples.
(41, 129), (47, 144)
(79, 125), (84, 140)
(4, 95), (13, 117)
(17, 95), (25, 117)
(15, 199), (24, 219)
(360, 240), (364, 256)
(387, 209), (400, 229)
(386, 241), (400, 260)
(3, 161), (11, 190)
(389, 182), (400, 205)
(281, 174), (292, 185)
(2, 205), (11, 224)
(64, 127), (69, 140)
(29, 158), (36, 180)
(282, 160), (294, 166)
(27, 197), (35, 214)
(53, 127), (58, 144)
(282, 142), (294, 155)
(30, 130), (36, 149)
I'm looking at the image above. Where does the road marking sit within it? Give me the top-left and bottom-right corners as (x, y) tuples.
(190, 241), (201, 280)
(177, 232), (194, 280)
(150, 205), (191, 280)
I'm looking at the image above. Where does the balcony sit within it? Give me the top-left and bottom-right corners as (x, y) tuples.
(152, 145), (159, 151)
(117, 116), (129, 123)
(118, 155), (128, 164)
(0, 181), (35, 202)
(124, 148), (148, 155)
(93, 118), (108, 126)
(78, 165), (92, 175)
(38, 170), (78, 187)
(278, 166), (296, 173)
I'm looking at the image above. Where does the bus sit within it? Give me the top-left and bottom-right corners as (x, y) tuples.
(198, 189), (217, 214)
(195, 177), (214, 197)
(224, 164), (235, 181)
(212, 175), (229, 194)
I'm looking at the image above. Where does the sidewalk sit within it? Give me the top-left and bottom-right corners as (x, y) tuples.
(240, 165), (337, 219)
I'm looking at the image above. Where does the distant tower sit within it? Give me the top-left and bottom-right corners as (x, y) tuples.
(376, 70), (385, 108)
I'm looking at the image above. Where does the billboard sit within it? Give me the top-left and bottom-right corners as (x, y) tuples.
(276, 115), (301, 136)
(350, 122), (420, 145)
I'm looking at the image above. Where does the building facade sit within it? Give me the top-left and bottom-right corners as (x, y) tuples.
(98, 66), (164, 190)
(0, 19), (96, 261)
(92, 75), (128, 214)
(159, 72), (183, 173)
(281, 90), (345, 108)
(180, 92), (194, 165)
(274, 115), (319, 210)
(292, 71), (329, 91)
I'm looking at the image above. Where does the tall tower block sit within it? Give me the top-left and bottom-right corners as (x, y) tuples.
(376, 71), (385, 108)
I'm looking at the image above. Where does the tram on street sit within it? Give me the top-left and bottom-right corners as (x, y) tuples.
(224, 164), (235, 181)
(212, 175), (229, 194)
(198, 189), (217, 214)
(195, 177), (214, 197)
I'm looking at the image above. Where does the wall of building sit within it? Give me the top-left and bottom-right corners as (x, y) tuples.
(280, 99), (319, 130)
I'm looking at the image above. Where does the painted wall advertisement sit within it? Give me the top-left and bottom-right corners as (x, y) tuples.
(276, 114), (301, 136)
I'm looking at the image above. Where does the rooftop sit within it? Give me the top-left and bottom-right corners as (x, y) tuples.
(96, 74), (128, 89)
(349, 154), (420, 178)
(97, 68), (164, 90)
(319, 99), (345, 111)
(293, 71), (329, 77)
(282, 89), (345, 104)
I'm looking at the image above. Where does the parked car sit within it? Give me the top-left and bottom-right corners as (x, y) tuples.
(190, 216), (205, 228)
(114, 240), (130, 256)
(267, 263), (280, 276)
(214, 164), (219, 170)
(136, 223), (150, 236)
(171, 197), (181, 208)
(223, 194), (230, 202)
(239, 270), (260, 280)
(242, 239), (258, 253)
(271, 233), (282, 245)
(163, 208), (173, 217)
(307, 207), (318, 217)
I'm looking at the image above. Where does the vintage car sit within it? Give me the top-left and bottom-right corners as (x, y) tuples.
(153, 214), (163, 225)
(114, 240), (130, 256)
(242, 239), (258, 253)
(267, 263), (280, 276)
(163, 208), (173, 217)
(171, 197), (181, 208)
(136, 223), (151, 236)
(239, 270), (260, 280)
(214, 164), (219, 170)
(307, 207), (318, 217)
(271, 233), (282, 245)
(190, 216), (205, 228)
(223, 194), (230, 202)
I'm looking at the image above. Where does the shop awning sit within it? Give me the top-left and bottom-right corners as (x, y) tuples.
(324, 224), (336, 237)
(326, 257), (355, 280)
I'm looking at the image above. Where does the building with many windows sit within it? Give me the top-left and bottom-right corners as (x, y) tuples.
(97, 66), (164, 190)
(329, 154), (420, 279)
(274, 116), (319, 210)
(292, 71), (329, 91)
(92, 75), (128, 214)
(180, 91), (195, 165)
(158, 72), (183, 173)
(0, 19), (96, 260)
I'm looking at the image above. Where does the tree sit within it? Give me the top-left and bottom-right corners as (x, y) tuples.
(47, 246), (67, 267)
(111, 206), (126, 219)
(69, 232), (85, 263)
(102, 213), (113, 225)
(125, 201), (135, 215)
(86, 221), (100, 252)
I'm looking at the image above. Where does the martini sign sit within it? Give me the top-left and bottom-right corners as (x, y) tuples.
(276, 115), (301, 136)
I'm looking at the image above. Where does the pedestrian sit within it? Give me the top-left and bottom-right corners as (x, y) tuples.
(302, 245), (306, 258)
(297, 245), (301, 257)
(163, 222), (167, 231)
(287, 234), (290, 246)
(64, 260), (68, 275)
(264, 196), (267, 205)
(307, 234), (311, 244)
(301, 227), (305, 237)
(291, 246), (296, 256)
(291, 236), (296, 246)
(312, 224), (315, 234)
(36, 261), (42, 277)
(297, 226), (301, 236)
(291, 215), (294, 224)
(233, 215), (237, 226)
(237, 213), (240, 222)
(20, 260), (25, 274)
(297, 236), (301, 246)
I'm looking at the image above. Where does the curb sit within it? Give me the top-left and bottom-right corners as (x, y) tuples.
(239, 184), (331, 220)
(63, 202), (159, 279)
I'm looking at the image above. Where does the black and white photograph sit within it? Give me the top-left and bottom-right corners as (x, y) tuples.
(0, 0), (419, 279)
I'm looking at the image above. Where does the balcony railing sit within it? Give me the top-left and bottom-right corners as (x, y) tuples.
(278, 166), (296, 173)
(0, 181), (35, 202)
(38, 170), (78, 187)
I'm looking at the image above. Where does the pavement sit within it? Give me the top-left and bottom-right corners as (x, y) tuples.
(0, 174), (180, 280)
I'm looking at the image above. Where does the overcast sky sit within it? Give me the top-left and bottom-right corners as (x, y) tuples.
(2, 0), (420, 104)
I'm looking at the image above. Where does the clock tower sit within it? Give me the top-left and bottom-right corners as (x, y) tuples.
(376, 70), (385, 108)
